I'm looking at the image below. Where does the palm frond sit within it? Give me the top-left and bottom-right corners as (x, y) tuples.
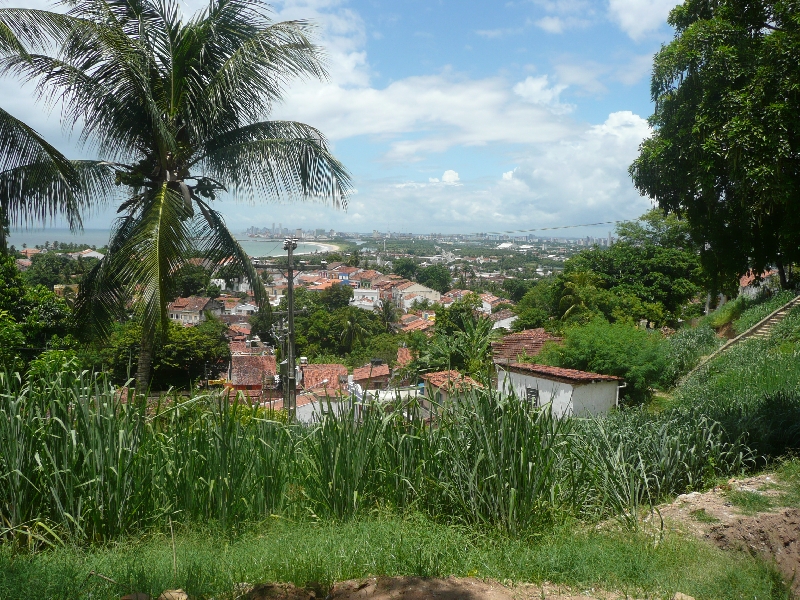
(73, 211), (141, 339)
(184, 12), (325, 140)
(198, 120), (351, 206)
(193, 197), (267, 308)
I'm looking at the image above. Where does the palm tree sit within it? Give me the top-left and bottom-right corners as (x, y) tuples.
(376, 298), (398, 333)
(0, 1), (351, 388)
(340, 307), (368, 353)
(559, 271), (603, 319)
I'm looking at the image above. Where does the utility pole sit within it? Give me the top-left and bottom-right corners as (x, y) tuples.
(283, 237), (298, 419)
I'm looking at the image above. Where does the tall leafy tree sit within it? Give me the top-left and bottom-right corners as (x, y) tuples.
(630, 0), (800, 292)
(0, 1), (351, 388)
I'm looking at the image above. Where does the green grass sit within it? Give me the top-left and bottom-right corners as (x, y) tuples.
(672, 319), (800, 459)
(0, 516), (790, 600)
(689, 508), (720, 523)
(725, 490), (774, 515)
(734, 291), (798, 335)
(699, 289), (796, 334)
(776, 457), (800, 507)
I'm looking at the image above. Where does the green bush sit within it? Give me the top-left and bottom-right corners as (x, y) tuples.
(537, 319), (666, 404)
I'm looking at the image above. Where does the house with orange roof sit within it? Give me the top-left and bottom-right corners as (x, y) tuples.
(225, 354), (278, 398)
(491, 329), (561, 365)
(352, 362), (390, 390)
(420, 370), (482, 415)
(496, 362), (622, 418)
(168, 296), (223, 325)
(299, 363), (349, 396)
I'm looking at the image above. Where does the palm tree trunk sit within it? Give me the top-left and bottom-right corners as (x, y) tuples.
(136, 331), (154, 392)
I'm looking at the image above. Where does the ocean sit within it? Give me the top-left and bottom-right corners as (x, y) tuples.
(8, 229), (336, 257)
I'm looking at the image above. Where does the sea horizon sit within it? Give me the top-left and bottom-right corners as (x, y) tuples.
(8, 228), (338, 257)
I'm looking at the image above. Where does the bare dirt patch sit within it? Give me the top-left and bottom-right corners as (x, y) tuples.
(659, 474), (799, 595)
(327, 577), (640, 600)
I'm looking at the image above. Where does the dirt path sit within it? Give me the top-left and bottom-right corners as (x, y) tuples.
(240, 579), (645, 600)
(659, 474), (799, 595)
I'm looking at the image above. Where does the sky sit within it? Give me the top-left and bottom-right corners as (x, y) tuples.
(3, 0), (683, 237)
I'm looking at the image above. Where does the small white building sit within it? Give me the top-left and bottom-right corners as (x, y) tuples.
(351, 288), (380, 310)
(234, 302), (258, 316)
(67, 248), (105, 260)
(392, 282), (441, 307)
(496, 362), (622, 418)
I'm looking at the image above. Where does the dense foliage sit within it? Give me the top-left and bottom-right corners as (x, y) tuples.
(276, 287), (399, 367)
(101, 319), (230, 389)
(630, 0), (800, 292)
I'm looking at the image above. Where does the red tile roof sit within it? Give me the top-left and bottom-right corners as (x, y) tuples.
(300, 363), (349, 392)
(230, 354), (277, 387)
(421, 370), (483, 392)
(352, 363), (390, 382)
(168, 296), (215, 312)
(396, 347), (413, 368)
(739, 269), (777, 289)
(489, 308), (517, 323)
(491, 329), (561, 363)
(502, 362), (621, 384)
(402, 319), (434, 333)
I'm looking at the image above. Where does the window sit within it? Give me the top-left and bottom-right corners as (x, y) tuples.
(525, 387), (540, 407)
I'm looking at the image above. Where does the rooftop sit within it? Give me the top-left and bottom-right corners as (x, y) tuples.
(168, 296), (215, 312)
(421, 370), (483, 392)
(353, 363), (390, 381)
(301, 363), (349, 393)
(501, 362), (621, 384)
(491, 329), (561, 363)
(229, 354), (277, 387)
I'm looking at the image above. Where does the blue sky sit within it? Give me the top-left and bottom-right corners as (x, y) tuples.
(4, 0), (682, 236)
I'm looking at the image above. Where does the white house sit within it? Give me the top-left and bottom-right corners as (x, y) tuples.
(392, 282), (441, 307)
(67, 248), (105, 260)
(351, 288), (380, 310)
(496, 362), (622, 418)
(234, 302), (258, 316)
(167, 296), (223, 325)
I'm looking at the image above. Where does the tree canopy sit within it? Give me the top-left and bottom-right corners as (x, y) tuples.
(630, 0), (800, 292)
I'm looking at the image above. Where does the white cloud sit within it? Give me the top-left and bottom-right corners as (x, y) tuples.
(428, 177), (440, 183)
(442, 170), (460, 184)
(476, 27), (525, 38)
(608, 0), (681, 41)
(535, 16), (567, 33)
(531, 0), (594, 33)
(513, 75), (573, 113)
(503, 170), (515, 180)
(275, 73), (576, 163)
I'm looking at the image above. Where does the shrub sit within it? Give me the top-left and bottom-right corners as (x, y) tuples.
(537, 319), (665, 404)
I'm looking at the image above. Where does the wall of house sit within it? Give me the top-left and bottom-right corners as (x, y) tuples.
(496, 367), (617, 417)
(497, 367), (574, 417)
(570, 382), (618, 416)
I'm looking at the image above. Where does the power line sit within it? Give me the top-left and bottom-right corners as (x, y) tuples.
(482, 220), (625, 236)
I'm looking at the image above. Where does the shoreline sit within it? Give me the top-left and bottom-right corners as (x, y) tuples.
(306, 242), (340, 254)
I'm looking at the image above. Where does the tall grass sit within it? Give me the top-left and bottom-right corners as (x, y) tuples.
(0, 359), (752, 545)
(674, 306), (800, 459)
